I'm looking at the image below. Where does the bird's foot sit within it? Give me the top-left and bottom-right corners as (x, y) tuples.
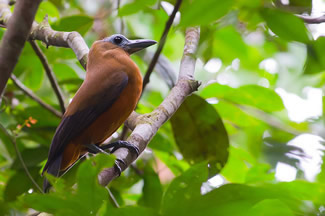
(85, 144), (110, 155)
(114, 158), (126, 176)
(100, 140), (140, 157)
(86, 141), (139, 176)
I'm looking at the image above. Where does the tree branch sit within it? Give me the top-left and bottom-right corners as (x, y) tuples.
(29, 40), (66, 114)
(0, 0), (42, 101)
(142, 0), (182, 91)
(0, 3), (89, 70)
(116, 0), (124, 34)
(98, 27), (201, 186)
(297, 14), (325, 24)
(0, 0), (200, 188)
(11, 74), (62, 118)
(29, 15), (89, 69)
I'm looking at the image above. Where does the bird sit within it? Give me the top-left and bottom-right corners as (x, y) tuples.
(42, 34), (156, 192)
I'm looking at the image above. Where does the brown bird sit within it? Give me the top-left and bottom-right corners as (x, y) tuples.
(42, 34), (156, 192)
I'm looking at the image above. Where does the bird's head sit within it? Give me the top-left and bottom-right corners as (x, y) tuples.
(102, 34), (157, 54)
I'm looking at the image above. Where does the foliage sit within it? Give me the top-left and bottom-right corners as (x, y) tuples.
(0, 0), (324, 215)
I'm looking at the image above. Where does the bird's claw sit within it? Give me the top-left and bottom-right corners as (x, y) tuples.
(114, 158), (126, 176)
(86, 141), (139, 177)
(86, 141), (140, 157)
(109, 140), (140, 157)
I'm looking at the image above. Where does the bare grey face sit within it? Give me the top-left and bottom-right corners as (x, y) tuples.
(103, 34), (129, 49)
(103, 34), (157, 54)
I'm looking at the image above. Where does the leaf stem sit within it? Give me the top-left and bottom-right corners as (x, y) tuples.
(0, 123), (43, 193)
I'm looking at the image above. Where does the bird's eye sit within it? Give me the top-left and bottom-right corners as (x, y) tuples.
(114, 36), (123, 44)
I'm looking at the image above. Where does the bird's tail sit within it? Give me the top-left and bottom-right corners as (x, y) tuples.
(43, 155), (62, 193)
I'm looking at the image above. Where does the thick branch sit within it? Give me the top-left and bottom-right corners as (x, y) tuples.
(29, 16), (89, 69)
(98, 27), (201, 186)
(0, 4), (89, 70)
(297, 14), (325, 24)
(142, 0), (182, 91)
(29, 40), (66, 114)
(11, 74), (62, 118)
(0, 0), (41, 100)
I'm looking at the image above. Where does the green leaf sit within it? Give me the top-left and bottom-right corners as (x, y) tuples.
(289, 0), (312, 8)
(180, 0), (234, 26)
(20, 106), (60, 128)
(52, 15), (94, 36)
(212, 26), (248, 63)
(75, 154), (114, 214)
(162, 183), (303, 216)
(244, 163), (274, 183)
(270, 180), (325, 205)
(161, 162), (208, 216)
(248, 199), (294, 216)
(221, 147), (254, 183)
(53, 63), (79, 81)
(0, 125), (15, 158)
(119, 0), (157, 16)
(304, 37), (325, 74)
(52, 63), (82, 92)
(170, 94), (229, 176)
(24, 193), (81, 216)
(201, 83), (285, 112)
(148, 122), (175, 153)
(4, 168), (42, 202)
(35, 1), (60, 23)
(261, 8), (310, 43)
(0, 200), (9, 216)
(119, 181), (325, 216)
(24, 154), (115, 215)
(235, 85), (284, 111)
(153, 149), (189, 176)
(272, 0), (312, 14)
(138, 164), (163, 209)
(43, 43), (78, 61)
(11, 146), (48, 170)
(13, 43), (44, 91)
(104, 206), (157, 216)
(213, 101), (262, 128)
(149, 132), (174, 153)
(317, 154), (325, 183)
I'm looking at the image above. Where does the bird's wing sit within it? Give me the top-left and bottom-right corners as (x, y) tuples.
(43, 71), (128, 174)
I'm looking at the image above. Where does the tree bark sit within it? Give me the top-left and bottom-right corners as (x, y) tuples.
(0, 0), (41, 100)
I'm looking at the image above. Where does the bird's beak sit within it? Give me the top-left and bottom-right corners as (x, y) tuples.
(126, 39), (157, 54)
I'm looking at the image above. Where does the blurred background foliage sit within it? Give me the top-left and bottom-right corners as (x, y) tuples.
(0, 0), (325, 215)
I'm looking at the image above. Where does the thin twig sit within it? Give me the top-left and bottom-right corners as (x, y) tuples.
(0, 123), (43, 193)
(10, 74), (62, 118)
(29, 40), (66, 114)
(297, 14), (325, 24)
(106, 187), (120, 208)
(117, 0), (124, 34)
(119, 124), (129, 141)
(142, 0), (182, 91)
